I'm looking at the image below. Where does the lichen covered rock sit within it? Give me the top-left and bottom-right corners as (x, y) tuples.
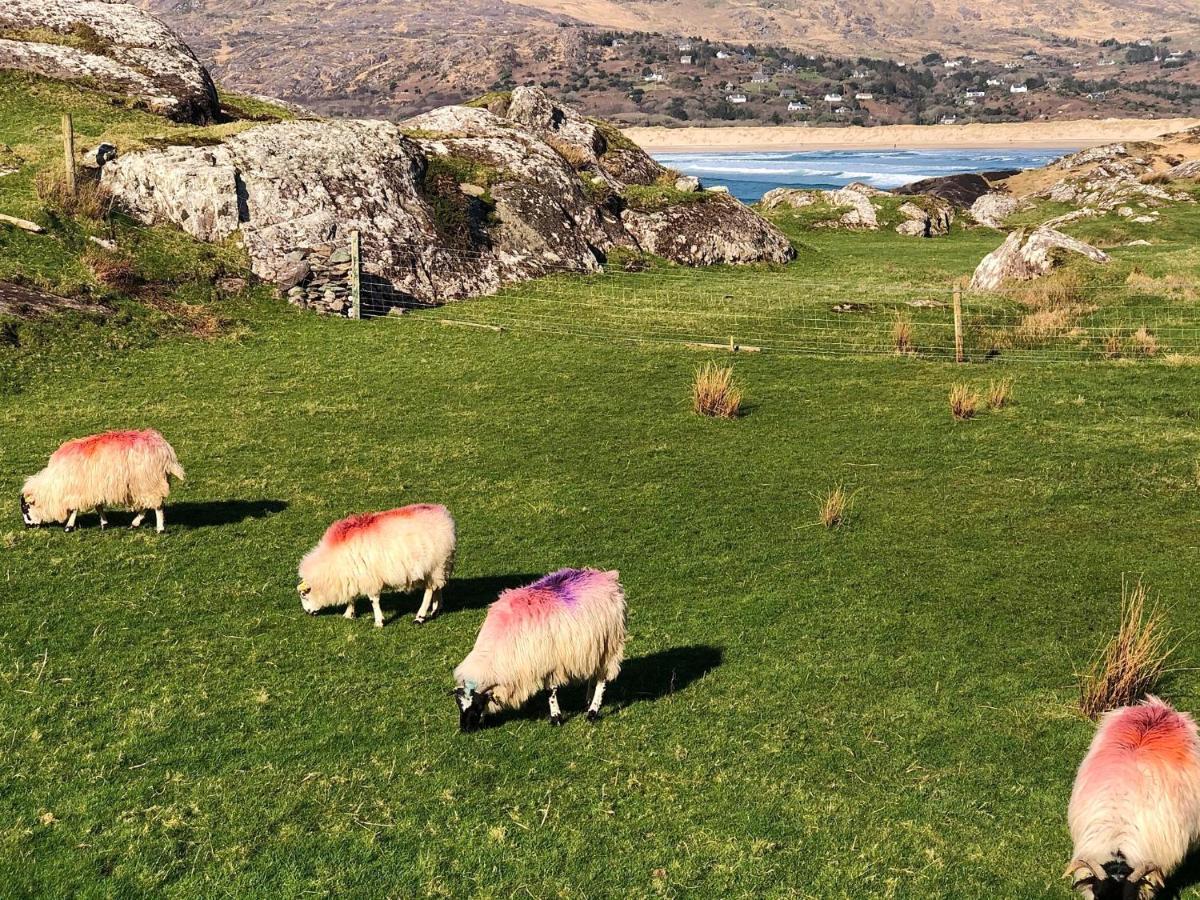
(0, 0), (219, 123)
(970, 227), (1109, 291)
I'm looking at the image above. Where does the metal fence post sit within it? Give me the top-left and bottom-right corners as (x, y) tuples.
(62, 113), (76, 197)
(349, 229), (361, 320)
(953, 284), (964, 363)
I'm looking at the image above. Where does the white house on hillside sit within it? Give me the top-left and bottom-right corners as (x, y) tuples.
(644, 72), (665, 83)
(788, 100), (810, 111)
(855, 92), (874, 100)
(823, 93), (843, 102)
(1010, 83), (1028, 94)
(680, 55), (693, 65)
(728, 93), (748, 104)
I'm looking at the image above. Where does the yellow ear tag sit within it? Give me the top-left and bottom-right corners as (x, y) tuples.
(298, 580), (309, 593)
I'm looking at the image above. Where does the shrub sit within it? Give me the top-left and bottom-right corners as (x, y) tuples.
(986, 378), (1013, 410)
(892, 314), (914, 355)
(692, 363), (742, 419)
(948, 383), (979, 421)
(1079, 578), (1174, 720)
(816, 485), (851, 528)
(35, 168), (111, 220)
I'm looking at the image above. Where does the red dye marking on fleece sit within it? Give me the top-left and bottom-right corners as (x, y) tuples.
(54, 430), (157, 459)
(1097, 703), (1199, 771)
(323, 504), (441, 545)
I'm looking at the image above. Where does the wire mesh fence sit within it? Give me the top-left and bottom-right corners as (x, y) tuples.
(356, 245), (1200, 363)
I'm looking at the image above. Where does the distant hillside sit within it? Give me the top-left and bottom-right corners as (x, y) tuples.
(140, 0), (1200, 125)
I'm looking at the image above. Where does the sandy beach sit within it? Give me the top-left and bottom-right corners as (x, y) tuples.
(624, 118), (1200, 152)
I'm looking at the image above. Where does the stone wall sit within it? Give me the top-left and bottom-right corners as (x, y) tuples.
(284, 244), (354, 316)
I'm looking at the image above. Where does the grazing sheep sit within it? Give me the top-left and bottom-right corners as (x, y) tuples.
(454, 568), (626, 731)
(297, 504), (456, 628)
(21, 429), (185, 533)
(1067, 696), (1200, 899)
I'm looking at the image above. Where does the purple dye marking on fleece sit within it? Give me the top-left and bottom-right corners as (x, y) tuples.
(529, 568), (603, 606)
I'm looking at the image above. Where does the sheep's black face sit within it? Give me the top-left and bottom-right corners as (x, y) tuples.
(19, 494), (32, 528)
(456, 688), (489, 733)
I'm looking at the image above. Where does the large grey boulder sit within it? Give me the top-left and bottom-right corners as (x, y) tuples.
(0, 0), (219, 123)
(102, 94), (794, 309)
(970, 227), (1109, 291)
(622, 194), (794, 266)
(895, 199), (953, 238)
(968, 193), (1019, 229)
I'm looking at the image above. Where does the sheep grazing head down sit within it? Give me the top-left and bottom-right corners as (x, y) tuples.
(19, 492), (34, 527)
(297, 579), (320, 615)
(1066, 856), (1163, 900)
(455, 682), (496, 733)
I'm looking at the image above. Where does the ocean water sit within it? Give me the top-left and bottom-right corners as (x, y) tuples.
(654, 148), (1075, 203)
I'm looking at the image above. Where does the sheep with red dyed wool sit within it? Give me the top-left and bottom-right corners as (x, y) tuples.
(297, 504), (456, 628)
(1067, 696), (1200, 899)
(21, 429), (185, 533)
(454, 568), (626, 730)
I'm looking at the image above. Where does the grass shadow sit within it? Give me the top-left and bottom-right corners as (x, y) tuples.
(378, 573), (540, 625)
(480, 644), (724, 729)
(1163, 852), (1200, 899)
(170, 499), (288, 529)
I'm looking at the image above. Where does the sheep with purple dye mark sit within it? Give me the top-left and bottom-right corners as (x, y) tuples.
(298, 504), (456, 628)
(1066, 696), (1200, 899)
(21, 430), (185, 533)
(454, 568), (626, 730)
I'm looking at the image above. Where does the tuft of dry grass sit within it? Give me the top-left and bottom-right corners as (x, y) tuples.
(1103, 328), (1123, 359)
(83, 246), (140, 291)
(1079, 578), (1175, 720)
(692, 363), (742, 419)
(1131, 326), (1158, 357)
(36, 168), (112, 220)
(892, 314), (914, 355)
(1018, 268), (1085, 309)
(986, 377), (1013, 410)
(1140, 172), (1171, 186)
(816, 485), (851, 528)
(546, 137), (592, 171)
(1014, 308), (1074, 345)
(949, 383), (979, 421)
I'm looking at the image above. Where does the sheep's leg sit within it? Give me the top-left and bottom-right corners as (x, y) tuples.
(64, 510), (78, 533)
(430, 586), (444, 617)
(343, 601), (357, 619)
(587, 680), (607, 722)
(154, 508), (165, 534)
(130, 510), (146, 529)
(414, 584), (435, 625)
(369, 594), (384, 628)
(97, 505), (109, 530)
(548, 687), (563, 726)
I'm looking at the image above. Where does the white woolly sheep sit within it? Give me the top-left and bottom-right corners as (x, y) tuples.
(454, 568), (626, 730)
(297, 504), (456, 628)
(21, 429), (185, 533)
(1067, 695), (1200, 899)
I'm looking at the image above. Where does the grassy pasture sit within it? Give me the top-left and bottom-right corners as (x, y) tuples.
(4, 74), (1200, 898)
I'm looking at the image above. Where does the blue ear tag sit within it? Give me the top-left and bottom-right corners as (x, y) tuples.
(465, 681), (478, 695)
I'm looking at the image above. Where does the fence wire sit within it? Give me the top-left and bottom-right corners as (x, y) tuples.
(357, 253), (1200, 363)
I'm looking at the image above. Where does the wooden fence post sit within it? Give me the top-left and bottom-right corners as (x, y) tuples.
(62, 113), (77, 197)
(349, 229), (362, 320)
(953, 284), (964, 363)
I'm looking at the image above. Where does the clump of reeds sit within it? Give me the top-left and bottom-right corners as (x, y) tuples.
(949, 383), (979, 421)
(986, 377), (1013, 410)
(817, 485), (851, 528)
(692, 363), (742, 419)
(1103, 328), (1123, 360)
(1079, 578), (1175, 720)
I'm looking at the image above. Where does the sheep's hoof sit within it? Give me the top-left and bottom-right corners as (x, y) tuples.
(587, 710), (600, 723)
(549, 714), (564, 727)
(374, 620), (384, 629)
(413, 616), (427, 626)
(305, 609), (318, 616)
(64, 525), (75, 533)
(155, 528), (165, 535)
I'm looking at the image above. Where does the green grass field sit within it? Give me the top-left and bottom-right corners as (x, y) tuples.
(5, 73), (1200, 898)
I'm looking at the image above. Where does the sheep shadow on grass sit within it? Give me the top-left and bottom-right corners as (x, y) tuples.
(377, 573), (541, 625)
(169, 499), (289, 530)
(1163, 853), (1200, 899)
(480, 644), (724, 729)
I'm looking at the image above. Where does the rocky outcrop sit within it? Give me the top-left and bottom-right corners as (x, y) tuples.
(895, 199), (953, 238)
(1166, 160), (1200, 180)
(894, 173), (994, 208)
(970, 227), (1110, 291)
(968, 193), (1019, 229)
(760, 182), (882, 229)
(0, 0), (219, 124)
(622, 194), (794, 266)
(102, 88), (793, 311)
